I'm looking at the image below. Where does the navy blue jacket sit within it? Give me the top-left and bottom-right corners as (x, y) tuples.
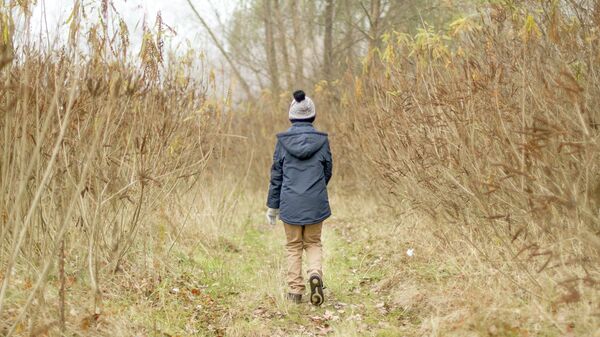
(267, 122), (333, 225)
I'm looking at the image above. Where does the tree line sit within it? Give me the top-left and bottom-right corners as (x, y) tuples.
(188, 0), (469, 99)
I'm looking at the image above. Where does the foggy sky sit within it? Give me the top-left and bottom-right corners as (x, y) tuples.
(25, 0), (235, 56)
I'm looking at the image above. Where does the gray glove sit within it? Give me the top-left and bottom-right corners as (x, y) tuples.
(266, 208), (279, 226)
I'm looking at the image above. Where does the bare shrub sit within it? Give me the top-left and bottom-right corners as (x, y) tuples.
(337, 0), (600, 302)
(0, 6), (223, 335)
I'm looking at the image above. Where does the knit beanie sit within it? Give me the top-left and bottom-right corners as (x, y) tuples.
(288, 90), (316, 120)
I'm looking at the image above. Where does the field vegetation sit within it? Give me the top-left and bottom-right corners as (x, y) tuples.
(0, 0), (599, 336)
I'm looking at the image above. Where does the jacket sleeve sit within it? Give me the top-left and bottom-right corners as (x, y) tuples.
(323, 139), (333, 185)
(267, 140), (284, 209)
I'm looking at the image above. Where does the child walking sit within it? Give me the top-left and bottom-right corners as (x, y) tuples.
(266, 90), (333, 306)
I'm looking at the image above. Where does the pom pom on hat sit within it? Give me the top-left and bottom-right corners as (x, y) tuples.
(293, 90), (306, 103)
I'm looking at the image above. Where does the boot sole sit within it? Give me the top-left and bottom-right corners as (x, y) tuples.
(309, 275), (324, 306)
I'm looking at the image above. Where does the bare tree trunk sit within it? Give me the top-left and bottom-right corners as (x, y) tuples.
(369, 0), (382, 51)
(343, 0), (355, 67)
(292, 1), (305, 89)
(274, 0), (292, 91)
(186, 0), (253, 98)
(263, 0), (280, 99)
(323, 0), (335, 82)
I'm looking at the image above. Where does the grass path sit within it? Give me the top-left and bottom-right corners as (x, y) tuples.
(2, 193), (586, 335)
(91, 192), (573, 336)
(100, 193), (438, 336)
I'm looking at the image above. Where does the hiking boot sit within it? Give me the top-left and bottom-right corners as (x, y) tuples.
(309, 274), (324, 306)
(287, 293), (302, 304)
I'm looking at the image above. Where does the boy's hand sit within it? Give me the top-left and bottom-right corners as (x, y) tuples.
(266, 208), (279, 226)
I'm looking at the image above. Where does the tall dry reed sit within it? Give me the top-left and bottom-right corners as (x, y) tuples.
(333, 0), (600, 307)
(0, 4), (225, 335)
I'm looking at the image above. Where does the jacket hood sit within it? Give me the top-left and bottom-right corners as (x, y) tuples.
(277, 128), (328, 160)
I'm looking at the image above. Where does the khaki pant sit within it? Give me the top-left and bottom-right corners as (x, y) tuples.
(284, 222), (323, 295)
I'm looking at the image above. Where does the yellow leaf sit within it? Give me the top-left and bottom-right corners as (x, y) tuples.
(521, 14), (541, 42)
(354, 77), (363, 100)
(381, 43), (395, 63)
(395, 32), (411, 46)
(3, 24), (8, 45)
(208, 69), (215, 84)
(449, 16), (480, 36)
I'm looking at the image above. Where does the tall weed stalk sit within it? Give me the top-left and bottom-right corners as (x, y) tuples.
(0, 3), (223, 334)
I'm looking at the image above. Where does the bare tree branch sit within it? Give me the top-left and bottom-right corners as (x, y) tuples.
(186, 0), (253, 98)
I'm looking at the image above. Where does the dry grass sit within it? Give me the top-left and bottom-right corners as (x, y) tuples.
(35, 185), (590, 336)
(2, 0), (600, 336)
(0, 4), (226, 334)
(324, 0), (600, 334)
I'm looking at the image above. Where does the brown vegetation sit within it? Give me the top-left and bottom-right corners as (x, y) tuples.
(0, 7), (225, 333)
(1, 0), (599, 336)
(336, 0), (600, 296)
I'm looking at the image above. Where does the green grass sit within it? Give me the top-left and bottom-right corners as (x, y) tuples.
(104, 204), (417, 336)
(23, 192), (586, 336)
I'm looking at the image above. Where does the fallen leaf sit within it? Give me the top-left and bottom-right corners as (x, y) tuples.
(316, 325), (333, 335)
(66, 276), (77, 287)
(323, 310), (339, 321)
(80, 313), (100, 330)
(30, 321), (57, 337)
(565, 322), (576, 337)
(252, 307), (275, 319)
(375, 302), (389, 314)
(333, 302), (347, 311)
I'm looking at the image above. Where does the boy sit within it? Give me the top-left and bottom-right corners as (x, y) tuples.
(266, 90), (333, 306)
